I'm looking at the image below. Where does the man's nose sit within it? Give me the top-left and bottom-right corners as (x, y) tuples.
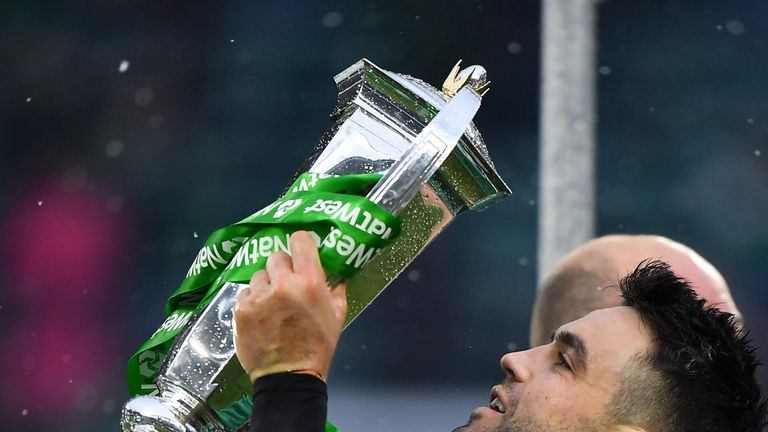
(499, 350), (533, 383)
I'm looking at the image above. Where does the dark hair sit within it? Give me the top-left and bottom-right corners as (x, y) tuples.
(608, 260), (767, 432)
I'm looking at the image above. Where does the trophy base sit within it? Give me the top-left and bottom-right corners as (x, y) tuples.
(122, 380), (225, 432)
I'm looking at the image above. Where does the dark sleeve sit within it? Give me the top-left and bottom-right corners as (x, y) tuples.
(249, 372), (328, 432)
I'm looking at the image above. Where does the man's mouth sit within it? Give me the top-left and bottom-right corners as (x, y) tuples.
(489, 386), (506, 414)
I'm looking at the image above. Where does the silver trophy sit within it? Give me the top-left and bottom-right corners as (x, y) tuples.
(122, 59), (511, 432)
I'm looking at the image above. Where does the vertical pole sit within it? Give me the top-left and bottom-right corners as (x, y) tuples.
(537, 0), (598, 285)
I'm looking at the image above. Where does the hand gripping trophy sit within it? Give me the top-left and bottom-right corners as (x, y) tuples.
(121, 59), (511, 432)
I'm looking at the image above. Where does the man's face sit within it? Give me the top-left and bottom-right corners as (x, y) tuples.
(455, 306), (652, 432)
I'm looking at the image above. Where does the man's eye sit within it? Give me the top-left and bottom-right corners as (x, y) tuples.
(556, 352), (572, 371)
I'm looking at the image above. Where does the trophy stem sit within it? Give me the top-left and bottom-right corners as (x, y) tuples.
(122, 379), (226, 432)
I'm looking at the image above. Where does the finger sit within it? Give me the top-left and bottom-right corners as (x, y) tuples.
(290, 231), (324, 278)
(244, 269), (273, 301)
(250, 269), (270, 287)
(267, 250), (293, 277)
(236, 286), (252, 306)
(330, 281), (348, 320)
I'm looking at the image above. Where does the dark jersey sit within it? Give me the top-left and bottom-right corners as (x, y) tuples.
(249, 373), (327, 432)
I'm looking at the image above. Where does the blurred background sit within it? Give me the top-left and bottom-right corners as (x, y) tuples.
(1, 0), (766, 430)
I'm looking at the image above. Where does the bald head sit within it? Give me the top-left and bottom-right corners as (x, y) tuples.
(530, 235), (741, 346)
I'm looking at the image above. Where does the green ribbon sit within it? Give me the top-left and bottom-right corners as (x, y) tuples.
(126, 172), (401, 430)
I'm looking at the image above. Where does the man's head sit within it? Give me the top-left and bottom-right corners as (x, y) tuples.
(530, 234), (741, 347)
(455, 261), (766, 432)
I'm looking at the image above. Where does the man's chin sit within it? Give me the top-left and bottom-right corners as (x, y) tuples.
(452, 407), (505, 432)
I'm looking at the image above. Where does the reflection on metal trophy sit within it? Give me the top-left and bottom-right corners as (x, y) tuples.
(121, 59), (511, 432)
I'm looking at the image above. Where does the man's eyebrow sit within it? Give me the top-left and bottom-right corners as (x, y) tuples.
(551, 330), (589, 371)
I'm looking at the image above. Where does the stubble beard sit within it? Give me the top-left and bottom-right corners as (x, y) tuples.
(452, 386), (523, 432)
(454, 415), (605, 432)
(452, 386), (606, 432)
(452, 414), (543, 432)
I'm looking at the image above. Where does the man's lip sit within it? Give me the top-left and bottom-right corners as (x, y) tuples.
(489, 385), (508, 413)
(472, 406), (503, 419)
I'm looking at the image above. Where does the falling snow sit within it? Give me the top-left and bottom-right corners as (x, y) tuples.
(106, 195), (125, 212)
(193, 231), (199, 238)
(105, 140), (124, 157)
(726, 19), (745, 35)
(321, 12), (343, 28)
(102, 399), (116, 413)
(119, 60), (130, 73)
(147, 115), (164, 129)
(60, 166), (87, 192)
(507, 42), (522, 54)
(407, 269), (420, 281)
(134, 87), (155, 106)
